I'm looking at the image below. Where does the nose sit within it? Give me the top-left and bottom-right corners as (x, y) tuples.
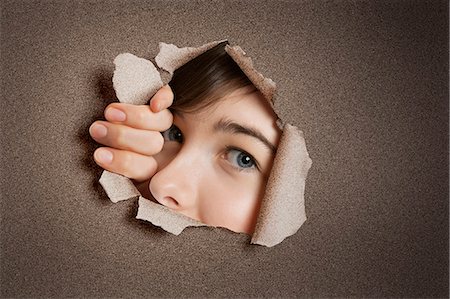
(149, 149), (201, 218)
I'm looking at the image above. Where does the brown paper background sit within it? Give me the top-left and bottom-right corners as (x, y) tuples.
(1, 0), (448, 297)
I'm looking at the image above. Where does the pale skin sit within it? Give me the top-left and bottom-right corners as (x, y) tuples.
(90, 85), (281, 234)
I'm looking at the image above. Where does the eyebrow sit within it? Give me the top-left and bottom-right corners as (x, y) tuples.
(213, 117), (276, 153)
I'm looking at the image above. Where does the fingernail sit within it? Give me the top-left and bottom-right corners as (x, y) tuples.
(89, 123), (107, 138)
(95, 148), (113, 164)
(106, 107), (126, 122)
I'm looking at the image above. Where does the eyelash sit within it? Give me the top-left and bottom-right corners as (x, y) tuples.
(224, 146), (260, 173)
(161, 125), (184, 143)
(161, 125), (261, 173)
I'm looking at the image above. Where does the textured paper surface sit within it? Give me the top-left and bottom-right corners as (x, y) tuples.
(155, 40), (226, 75)
(3, 2), (447, 296)
(225, 45), (277, 107)
(99, 171), (140, 203)
(113, 53), (163, 105)
(136, 196), (206, 235)
(251, 124), (312, 246)
(100, 41), (312, 246)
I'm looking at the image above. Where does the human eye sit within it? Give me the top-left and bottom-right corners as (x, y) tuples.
(224, 146), (260, 172)
(161, 125), (184, 143)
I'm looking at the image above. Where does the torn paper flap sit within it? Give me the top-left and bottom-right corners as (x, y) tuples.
(251, 124), (313, 247)
(101, 40), (313, 247)
(136, 196), (206, 235)
(113, 53), (163, 105)
(225, 45), (277, 106)
(155, 40), (226, 75)
(99, 171), (141, 203)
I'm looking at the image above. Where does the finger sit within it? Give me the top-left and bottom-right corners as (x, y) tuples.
(93, 147), (158, 182)
(89, 121), (164, 156)
(150, 85), (174, 113)
(104, 103), (173, 132)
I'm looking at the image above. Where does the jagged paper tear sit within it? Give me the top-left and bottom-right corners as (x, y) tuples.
(224, 45), (277, 108)
(251, 124), (312, 246)
(112, 53), (163, 105)
(155, 40), (226, 75)
(99, 40), (312, 247)
(136, 197), (206, 235)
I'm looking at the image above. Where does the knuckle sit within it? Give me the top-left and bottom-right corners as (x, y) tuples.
(118, 152), (132, 172)
(166, 110), (174, 124)
(114, 127), (126, 147)
(136, 109), (150, 125)
(160, 110), (173, 130)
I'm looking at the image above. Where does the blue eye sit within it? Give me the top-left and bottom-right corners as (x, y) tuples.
(226, 148), (257, 171)
(161, 125), (183, 143)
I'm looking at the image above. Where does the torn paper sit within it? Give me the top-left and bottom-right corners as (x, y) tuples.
(113, 53), (163, 105)
(100, 40), (312, 247)
(251, 124), (312, 246)
(155, 40), (226, 75)
(136, 197), (206, 235)
(99, 171), (140, 203)
(224, 45), (277, 107)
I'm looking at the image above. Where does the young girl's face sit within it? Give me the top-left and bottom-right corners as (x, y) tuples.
(149, 86), (281, 234)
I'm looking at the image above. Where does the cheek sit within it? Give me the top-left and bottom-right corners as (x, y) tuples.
(198, 174), (266, 234)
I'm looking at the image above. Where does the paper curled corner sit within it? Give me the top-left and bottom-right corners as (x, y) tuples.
(251, 124), (312, 247)
(99, 40), (313, 247)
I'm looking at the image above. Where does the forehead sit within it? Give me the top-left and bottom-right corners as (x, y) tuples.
(197, 86), (276, 122)
(182, 86), (281, 144)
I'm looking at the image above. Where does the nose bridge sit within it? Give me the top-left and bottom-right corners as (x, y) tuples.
(150, 142), (204, 213)
(163, 142), (204, 183)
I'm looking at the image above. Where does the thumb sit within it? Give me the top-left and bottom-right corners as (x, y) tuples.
(150, 85), (174, 113)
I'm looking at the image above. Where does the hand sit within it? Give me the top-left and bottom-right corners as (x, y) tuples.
(89, 85), (174, 183)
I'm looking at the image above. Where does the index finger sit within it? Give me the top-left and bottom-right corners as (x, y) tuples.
(150, 85), (174, 113)
(104, 103), (173, 131)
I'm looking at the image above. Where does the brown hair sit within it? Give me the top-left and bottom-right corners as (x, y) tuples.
(168, 41), (256, 114)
